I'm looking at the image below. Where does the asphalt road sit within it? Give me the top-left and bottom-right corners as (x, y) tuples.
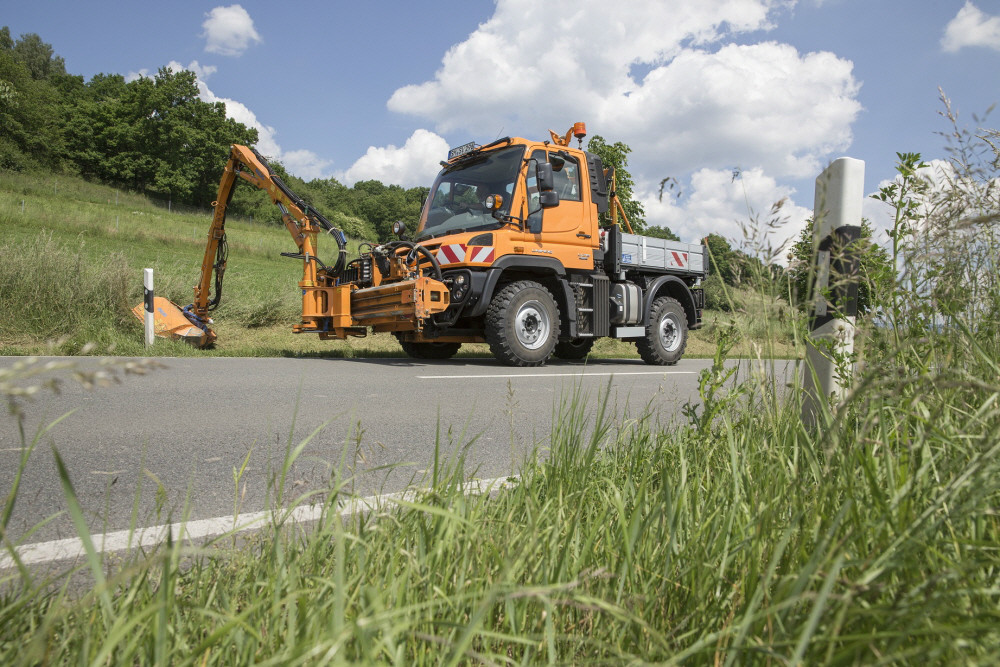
(1, 355), (792, 548)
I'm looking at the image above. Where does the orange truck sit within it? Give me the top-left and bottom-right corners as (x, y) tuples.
(146, 124), (707, 366)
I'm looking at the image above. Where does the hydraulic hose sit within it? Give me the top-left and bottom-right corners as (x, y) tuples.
(207, 233), (228, 311)
(249, 146), (348, 277)
(384, 241), (443, 281)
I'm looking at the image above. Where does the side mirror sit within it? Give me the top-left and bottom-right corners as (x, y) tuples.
(537, 162), (555, 192)
(539, 191), (559, 208)
(550, 154), (566, 172)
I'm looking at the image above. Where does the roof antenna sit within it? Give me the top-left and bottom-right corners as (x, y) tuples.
(495, 127), (504, 140)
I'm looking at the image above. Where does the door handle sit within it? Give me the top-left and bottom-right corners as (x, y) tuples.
(576, 231), (592, 239)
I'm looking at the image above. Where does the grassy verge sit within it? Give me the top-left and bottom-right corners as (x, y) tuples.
(1, 170), (798, 359)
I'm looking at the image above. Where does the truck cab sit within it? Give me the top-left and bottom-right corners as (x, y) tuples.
(387, 131), (706, 367)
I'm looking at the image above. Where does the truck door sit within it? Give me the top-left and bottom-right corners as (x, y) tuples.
(528, 149), (595, 270)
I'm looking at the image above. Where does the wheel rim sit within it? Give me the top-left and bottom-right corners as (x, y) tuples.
(515, 300), (550, 350)
(658, 313), (681, 352)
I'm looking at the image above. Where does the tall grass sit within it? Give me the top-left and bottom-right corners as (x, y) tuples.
(2, 317), (998, 663)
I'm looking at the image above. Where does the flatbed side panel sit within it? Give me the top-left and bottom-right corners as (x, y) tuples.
(618, 233), (706, 275)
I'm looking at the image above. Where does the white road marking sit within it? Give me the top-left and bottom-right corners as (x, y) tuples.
(0, 475), (520, 569)
(418, 371), (697, 380)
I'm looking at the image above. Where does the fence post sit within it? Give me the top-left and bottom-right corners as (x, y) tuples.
(801, 157), (864, 427)
(143, 268), (155, 347)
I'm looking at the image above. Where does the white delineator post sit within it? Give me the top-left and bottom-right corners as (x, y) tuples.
(801, 157), (865, 427)
(143, 268), (155, 347)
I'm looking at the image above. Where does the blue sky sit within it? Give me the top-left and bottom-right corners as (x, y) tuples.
(5, 1), (1000, 253)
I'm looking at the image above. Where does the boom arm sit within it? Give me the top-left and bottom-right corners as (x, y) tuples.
(191, 144), (347, 319)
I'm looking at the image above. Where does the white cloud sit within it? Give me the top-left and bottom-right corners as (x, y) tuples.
(942, 2), (1000, 52)
(641, 167), (812, 262)
(337, 129), (450, 188)
(612, 42), (859, 180)
(867, 158), (982, 234)
(387, 0), (858, 184)
(201, 5), (262, 57)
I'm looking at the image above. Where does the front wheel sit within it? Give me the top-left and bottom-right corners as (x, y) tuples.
(636, 296), (687, 365)
(395, 335), (461, 360)
(485, 280), (559, 367)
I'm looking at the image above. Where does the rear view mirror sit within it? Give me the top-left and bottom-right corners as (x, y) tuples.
(539, 191), (559, 208)
(533, 162), (559, 209)
(537, 163), (555, 192)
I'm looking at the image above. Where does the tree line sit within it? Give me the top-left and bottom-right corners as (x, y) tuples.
(0, 28), (427, 243)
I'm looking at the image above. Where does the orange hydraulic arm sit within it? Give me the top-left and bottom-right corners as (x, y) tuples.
(191, 144), (347, 329)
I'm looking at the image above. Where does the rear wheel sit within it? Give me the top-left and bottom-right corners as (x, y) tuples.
(636, 296), (687, 365)
(395, 336), (461, 360)
(485, 280), (559, 367)
(553, 338), (594, 360)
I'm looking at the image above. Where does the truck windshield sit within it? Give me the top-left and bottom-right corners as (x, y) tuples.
(416, 146), (525, 241)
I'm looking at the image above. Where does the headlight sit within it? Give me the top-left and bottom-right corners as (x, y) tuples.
(446, 271), (473, 303)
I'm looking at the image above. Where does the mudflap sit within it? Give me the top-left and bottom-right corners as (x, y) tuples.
(131, 297), (216, 348)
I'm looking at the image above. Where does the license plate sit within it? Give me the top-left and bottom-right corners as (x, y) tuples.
(448, 142), (477, 159)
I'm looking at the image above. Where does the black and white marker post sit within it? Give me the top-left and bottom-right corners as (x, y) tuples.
(801, 157), (864, 427)
(143, 268), (155, 347)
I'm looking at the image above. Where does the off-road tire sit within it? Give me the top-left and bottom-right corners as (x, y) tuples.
(485, 280), (559, 367)
(396, 336), (461, 360)
(553, 338), (595, 360)
(636, 296), (687, 365)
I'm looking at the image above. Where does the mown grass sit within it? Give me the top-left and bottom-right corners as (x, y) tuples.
(0, 170), (798, 359)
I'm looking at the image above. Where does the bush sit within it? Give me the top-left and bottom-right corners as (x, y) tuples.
(702, 274), (740, 312)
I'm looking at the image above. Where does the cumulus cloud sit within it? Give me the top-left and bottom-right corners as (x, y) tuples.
(201, 5), (262, 57)
(388, 0), (858, 181)
(337, 129), (450, 188)
(641, 168), (813, 261)
(942, 2), (1000, 52)
(866, 159), (980, 236)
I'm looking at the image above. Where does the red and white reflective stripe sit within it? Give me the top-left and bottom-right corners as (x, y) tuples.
(668, 251), (689, 269)
(437, 244), (467, 264)
(437, 244), (495, 265)
(468, 246), (495, 263)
